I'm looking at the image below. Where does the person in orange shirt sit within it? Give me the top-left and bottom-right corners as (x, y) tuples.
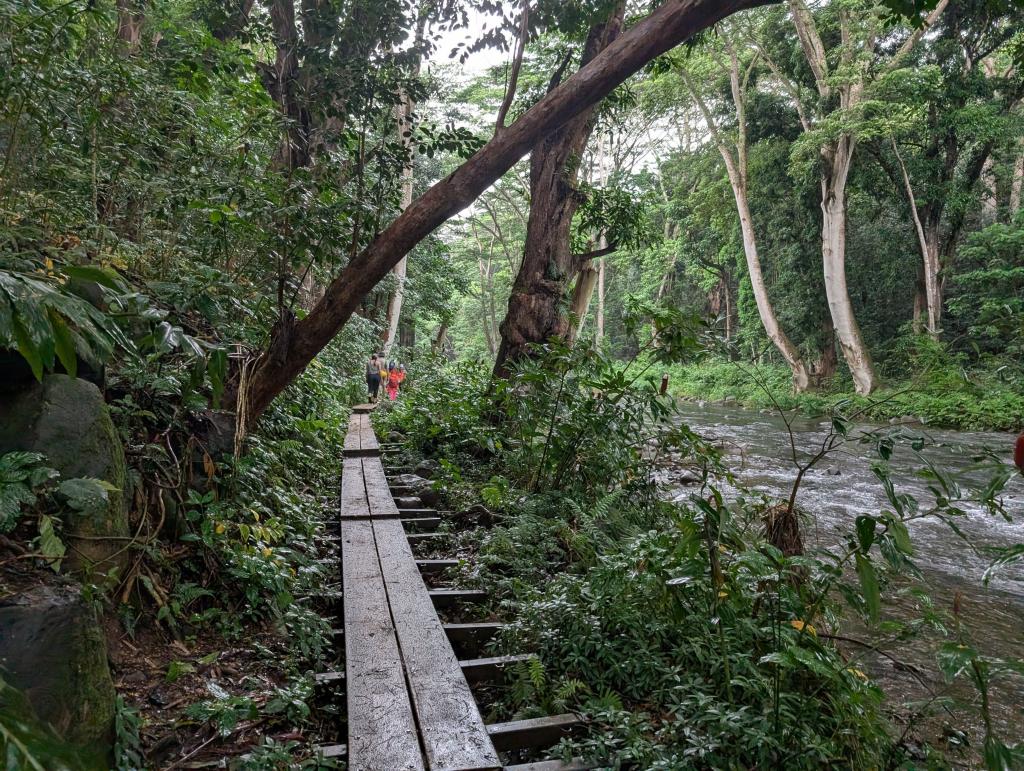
(386, 362), (405, 401)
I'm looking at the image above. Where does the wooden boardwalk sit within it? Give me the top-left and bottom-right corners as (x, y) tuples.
(335, 408), (585, 771)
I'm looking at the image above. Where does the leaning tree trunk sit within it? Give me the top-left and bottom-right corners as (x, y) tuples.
(492, 6), (625, 377)
(820, 140), (877, 395)
(733, 180), (810, 390)
(239, 0), (775, 419)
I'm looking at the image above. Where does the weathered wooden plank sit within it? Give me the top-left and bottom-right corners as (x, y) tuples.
(341, 519), (424, 771)
(352, 403), (375, 413)
(363, 457), (402, 519)
(396, 507), (438, 516)
(342, 414), (362, 456)
(358, 413), (380, 454)
(401, 516), (441, 532)
(487, 715), (582, 753)
(339, 458), (370, 519)
(373, 518), (500, 771)
(460, 654), (535, 685)
(417, 559), (458, 575)
(444, 622), (504, 656)
(429, 588), (488, 609)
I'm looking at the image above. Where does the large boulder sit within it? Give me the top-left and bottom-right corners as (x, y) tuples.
(0, 577), (115, 757)
(0, 375), (129, 576)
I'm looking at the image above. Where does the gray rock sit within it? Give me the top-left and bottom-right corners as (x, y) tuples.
(675, 470), (702, 485)
(0, 578), (115, 751)
(413, 458), (440, 479)
(392, 474), (440, 507)
(456, 503), (496, 528)
(0, 375), (129, 577)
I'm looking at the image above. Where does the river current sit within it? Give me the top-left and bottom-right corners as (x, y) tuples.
(667, 402), (1024, 745)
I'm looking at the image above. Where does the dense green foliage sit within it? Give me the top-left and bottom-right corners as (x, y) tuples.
(379, 345), (1022, 768)
(1, 0), (1022, 766)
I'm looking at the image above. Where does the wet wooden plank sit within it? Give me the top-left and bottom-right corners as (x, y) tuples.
(373, 518), (500, 771)
(342, 414), (362, 456)
(487, 715), (582, 753)
(339, 458), (369, 519)
(363, 457), (402, 519)
(358, 414), (380, 454)
(341, 519), (424, 771)
(352, 403), (375, 413)
(460, 654), (535, 685)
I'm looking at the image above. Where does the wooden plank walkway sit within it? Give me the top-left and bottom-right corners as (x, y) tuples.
(338, 408), (501, 771)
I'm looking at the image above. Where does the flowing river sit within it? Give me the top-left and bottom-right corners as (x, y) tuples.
(669, 401), (1024, 745)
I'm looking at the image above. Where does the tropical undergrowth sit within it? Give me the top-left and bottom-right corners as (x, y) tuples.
(378, 331), (1024, 769)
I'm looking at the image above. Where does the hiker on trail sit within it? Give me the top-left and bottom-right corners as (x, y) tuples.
(366, 353), (381, 402)
(386, 362), (405, 401)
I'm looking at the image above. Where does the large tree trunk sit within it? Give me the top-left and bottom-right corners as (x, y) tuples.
(492, 7), (625, 378)
(116, 0), (145, 51)
(821, 141), (877, 395)
(241, 0), (775, 418)
(1011, 145), (1023, 214)
(596, 256), (605, 343)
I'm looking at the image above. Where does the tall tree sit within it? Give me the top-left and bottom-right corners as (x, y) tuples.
(680, 24), (812, 391)
(753, 0), (945, 394)
(238, 0), (774, 418)
(875, 1), (1023, 337)
(492, 2), (625, 377)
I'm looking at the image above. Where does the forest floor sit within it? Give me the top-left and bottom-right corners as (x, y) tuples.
(667, 359), (1024, 432)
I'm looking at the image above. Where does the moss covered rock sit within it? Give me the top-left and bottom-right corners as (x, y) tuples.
(0, 578), (115, 759)
(0, 374), (129, 576)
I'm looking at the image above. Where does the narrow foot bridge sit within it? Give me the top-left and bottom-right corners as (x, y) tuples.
(321, 405), (586, 771)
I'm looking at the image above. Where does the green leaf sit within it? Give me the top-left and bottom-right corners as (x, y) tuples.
(64, 264), (123, 290)
(37, 515), (65, 572)
(11, 313), (44, 381)
(57, 478), (112, 518)
(47, 310), (77, 378)
(855, 515), (877, 553)
(855, 553), (881, 622)
(165, 661), (194, 683)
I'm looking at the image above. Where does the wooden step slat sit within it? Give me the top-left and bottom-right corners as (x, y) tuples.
(416, 559), (458, 575)
(460, 654), (535, 685)
(313, 670), (345, 684)
(429, 588), (487, 609)
(395, 507), (439, 516)
(401, 516), (441, 532)
(502, 759), (590, 771)
(444, 622), (504, 655)
(315, 744), (348, 759)
(406, 532), (442, 545)
(487, 714), (582, 752)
